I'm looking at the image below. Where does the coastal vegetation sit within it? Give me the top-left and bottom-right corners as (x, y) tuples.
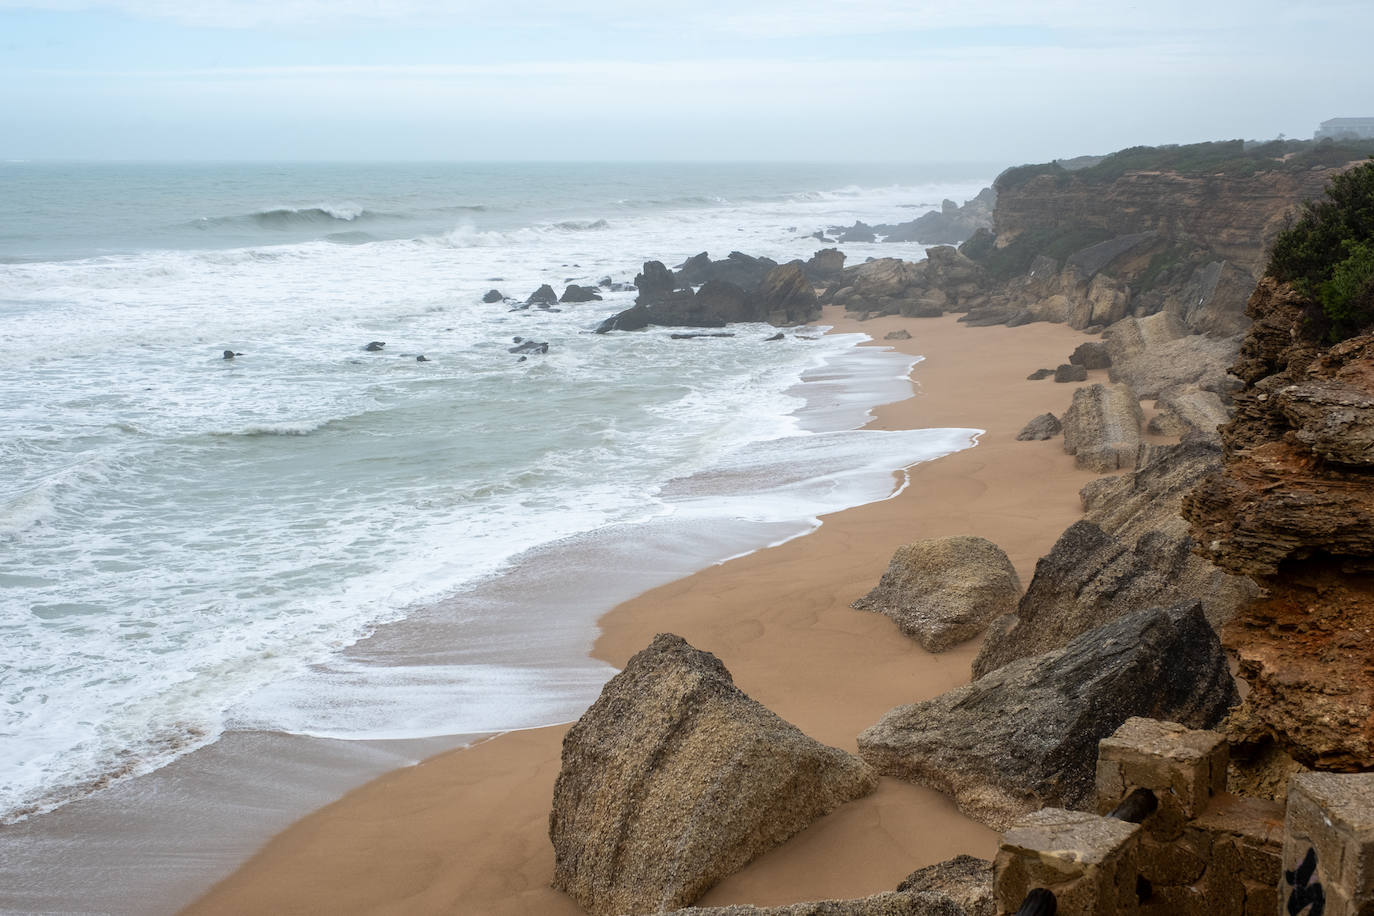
(1266, 159), (1374, 341)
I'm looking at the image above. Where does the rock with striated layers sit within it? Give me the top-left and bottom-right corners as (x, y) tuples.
(897, 856), (994, 916)
(858, 603), (1238, 830)
(1146, 389), (1230, 441)
(550, 633), (877, 916)
(1277, 378), (1374, 467)
(1104, 312), (1242, 400)
(757, 260), (821, 325)
(1016, 413), (1061, 441)
(972, 518), (1253, 678)
(659, 891), (970, 916)
(1061, 382), (1143, 472)
(852, 536), (1021, 652)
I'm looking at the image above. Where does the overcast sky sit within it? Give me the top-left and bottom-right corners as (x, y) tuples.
(2, 0), (1371, 162)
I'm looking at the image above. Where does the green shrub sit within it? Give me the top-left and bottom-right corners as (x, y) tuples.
(1268, 160), (1374, 341)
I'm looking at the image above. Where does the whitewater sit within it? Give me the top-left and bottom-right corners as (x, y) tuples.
(0, 161), (993, 909)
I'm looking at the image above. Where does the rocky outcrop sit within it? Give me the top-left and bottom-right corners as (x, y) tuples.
(527, 283), (559, 306)
(596, 256), (816, 332)
(975, 441), (1256, 677)
(550, 634), (876, 916)
(756, 261), (821, 325)
(664, 891), (969, 916)
(1147, 389), (1230, 441)
(871, 188), (996, 246)
(1016, 413), (1061, 441)
(1069, 341), (1111, 370)
(1103, 312), (1242, 401)
(852, 536), (1021, 652)
(561, 284), (602, 303)
(805, 248), (846, 283)
(896, 856), (994, 916)
(677, 251), (780, 291)
(1061, 383), (1143, 472)
(858, 603), (1238, 830)
(1183, 277), (1374, 772)
(824, 248), (987, 319)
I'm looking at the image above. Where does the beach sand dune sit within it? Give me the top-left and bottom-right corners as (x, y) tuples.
(186, 310), (1106, 915)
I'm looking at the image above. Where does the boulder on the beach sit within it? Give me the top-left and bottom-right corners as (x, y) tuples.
(852, 536), (1021, 652)
(550, 633), (876, 916)
(1015, 413), (1061, 441)
(857, 602), (1238, 830)
(482, 288), (504, 303)
(897, 855), (995, 916)
(526, 284), (559, 306)
(884, 329), (912, 341)
(1069, 340), (1112, 370)
(1026, 368), (1054, 380)
(805, 248), (846, 283)
(657, 890), (969, 916)
(1053, 363), (1088, 383)
(560, 284), (602, 303)
(1061, 382), (1143, 472)
(363, 340), (386, 352)
(757, 261), (820, 325)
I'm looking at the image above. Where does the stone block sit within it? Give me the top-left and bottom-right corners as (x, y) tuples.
(995, 808), (1140, 915)
(1282, 772), (1374, 916)
(1097, 718), (1228, 825)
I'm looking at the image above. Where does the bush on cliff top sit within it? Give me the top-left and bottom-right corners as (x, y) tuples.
(1268, 160), (1374, 342)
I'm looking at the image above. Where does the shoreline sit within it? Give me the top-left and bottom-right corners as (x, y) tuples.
(185, 308), (1110, 915)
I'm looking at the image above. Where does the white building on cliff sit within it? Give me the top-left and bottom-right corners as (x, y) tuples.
(1315, 117), (1374, 140)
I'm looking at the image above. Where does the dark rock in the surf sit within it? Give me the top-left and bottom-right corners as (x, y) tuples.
(694, 279), (757, 325)
(834, 221), (877, 243)
(853, 535), (1022, 652)
(595, 304), (651, 333)
(527, 284), (559, 306)
(549, 633), (877, 915)
(1053, 363), (1088, 382)
(416, 355), (429, 362)
(561, 284), (602, 303)
(897, 855), (995, 916)
(671, 332), (736, 340)
(598, 276), (613, 289)
(222, 350), (238, 360)
(858, 602), (1238, 829)
(811, 230), (831, 243)
(1069, 340), (1112, 370)
(1026, 368), (1055, 380)
(513, 337), (523, 343)
(675, 252), (715, 286)
(765, 333), (785, 341)
(1016, 413), (1062, 441)
(482, 289), (504, 303)
(363, 341), (386, 352)
(757, 261), (820, 325)
(634, 261), (680, 303)
(884, 329), (912, 341)
(675, 251), (779, 293)
(509, 340), (549, 354)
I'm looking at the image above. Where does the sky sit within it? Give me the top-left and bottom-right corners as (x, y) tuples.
(1, 0), (1371, 162)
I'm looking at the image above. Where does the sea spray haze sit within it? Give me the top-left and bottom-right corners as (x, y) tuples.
(0, 161), (990, 823)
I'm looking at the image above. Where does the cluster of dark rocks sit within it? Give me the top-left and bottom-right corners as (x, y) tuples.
(814, 189), (996, 247)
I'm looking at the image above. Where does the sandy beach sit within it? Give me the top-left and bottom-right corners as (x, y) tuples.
(185, 309), (1111, 915)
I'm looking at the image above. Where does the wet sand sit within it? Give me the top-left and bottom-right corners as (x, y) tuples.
(185, 309), (1107, 915)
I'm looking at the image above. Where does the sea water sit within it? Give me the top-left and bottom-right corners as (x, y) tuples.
(0, 161), (993, 832)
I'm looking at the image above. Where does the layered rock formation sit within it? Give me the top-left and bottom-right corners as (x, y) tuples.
(823, 247), (987, 318)
(550, 634), (876, 916)
(663, 891), (969, 916)
(895, 855), (994, 916)
(1060, 382), (1143, 472)
(859, 603), (1237, 830)
(851, 536), (1021, 652)
(1184, 277), (1374, 771)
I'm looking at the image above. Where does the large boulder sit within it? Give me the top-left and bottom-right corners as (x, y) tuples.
(634, 260), (680, 302)
(660, 891), (969, 916)
(1061, 382), (1143, 472)
(896, 856), (994, 916)
(561, 284), (602, 303)
(757, 260), (821, 325)
(852, 536), (1021, 652)
(550, 634), (877, 916)
(676, 251), (779, 291)
(527, 283), (559, 306)
(1069, 341), (1112, 370)
(805, 248), (846, 283)
(971, 519), (1253, 677)
(857, 603), (1238, 830)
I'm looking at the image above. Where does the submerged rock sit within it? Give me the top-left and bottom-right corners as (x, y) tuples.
(363, 340), (385, 352)
(526, 284), (559, 306)
(482, 288), (504, 303)
(508, 340), (548, 354)
(858, 602), (1237, 829)
(852, 536), (1021, 652)
(550, 634), (876, 916)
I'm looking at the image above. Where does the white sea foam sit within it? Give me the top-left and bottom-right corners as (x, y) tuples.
(0, 163), (995, 824)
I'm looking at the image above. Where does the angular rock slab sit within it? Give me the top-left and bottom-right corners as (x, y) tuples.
(550, 633), (877, 916)
(1062, 382), (1144, 472)
(852, 536), (1021, 652)
(897, 855), (994, 916)
(858, 603), (1237, 830)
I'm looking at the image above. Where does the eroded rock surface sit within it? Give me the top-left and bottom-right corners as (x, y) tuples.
(1061, 382), (1144, 472)
(897, 855), (994, 916)
(662, 891), (970, 916)
(859, 603), (1237, 830)
(1016, 413), (1061, 441)
(550, 633), (877, 916)
(852, 536), (1021, 652)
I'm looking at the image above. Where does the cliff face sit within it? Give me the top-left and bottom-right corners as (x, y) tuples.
(1183, 277), (1374, 771)
(994, 169), (1342, 273)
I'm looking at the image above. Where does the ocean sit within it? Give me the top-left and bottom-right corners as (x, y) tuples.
(0, 161), (992, 911)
